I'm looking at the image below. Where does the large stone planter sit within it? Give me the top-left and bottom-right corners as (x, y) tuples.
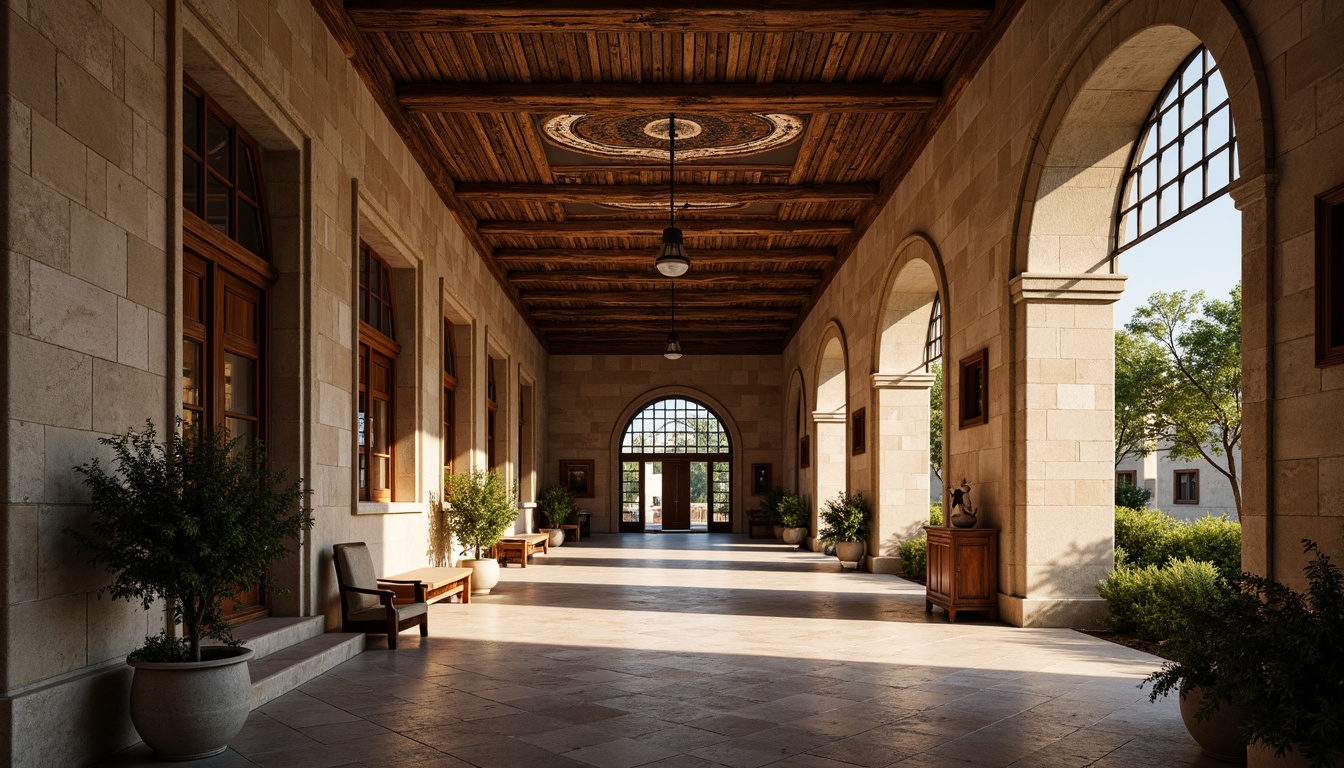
(834, 540), (866, 568)
(782, 527), (808, 545)
(1179, 685), (1250, 764)
(462, 557), (501, 595)
(772, 524), (785, 541)
(127, 645), (255, 760)
(543, 528), (566, 547)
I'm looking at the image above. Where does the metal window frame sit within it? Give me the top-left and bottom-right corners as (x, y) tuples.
(923, 294), (942, 368)
(620, 397), (732, 455)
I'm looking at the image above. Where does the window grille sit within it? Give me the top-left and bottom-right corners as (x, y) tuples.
(621, 397), (730, 454)
(1116, 46), (1238, 251)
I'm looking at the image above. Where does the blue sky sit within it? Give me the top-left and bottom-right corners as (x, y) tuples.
(1113, 193), (1242, 327)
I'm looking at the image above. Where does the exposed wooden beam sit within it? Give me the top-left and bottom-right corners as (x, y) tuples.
(510, 271), (819, 289)
(551, 164), (793, 177)
(347, 2), (994, 33)
(480, 219), (853, 237)
(520, 290), (811, 307)
(458, 182), (878, 204)
(494, 247), (836, 271)
(399, 83), (941, 115)
(532, 307), (797, 321)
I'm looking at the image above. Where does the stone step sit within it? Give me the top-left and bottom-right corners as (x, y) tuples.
(248, 632), (364, 709)
(228, 616), (326, 659)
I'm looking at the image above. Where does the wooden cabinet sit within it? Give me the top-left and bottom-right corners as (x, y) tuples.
(925, 526), (999, 622)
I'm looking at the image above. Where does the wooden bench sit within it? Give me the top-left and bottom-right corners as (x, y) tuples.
(493, 533), (549, 567)
(380, 567), (473, 605)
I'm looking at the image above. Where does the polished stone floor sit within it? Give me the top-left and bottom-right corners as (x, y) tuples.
(100, 534), (1222, 768)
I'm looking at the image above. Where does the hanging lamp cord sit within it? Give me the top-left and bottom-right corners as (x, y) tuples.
(669, 113), (676, 229)
(671, 279), (676, 331)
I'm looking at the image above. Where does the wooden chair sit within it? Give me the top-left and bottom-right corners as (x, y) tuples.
(332, 542), (428, 649)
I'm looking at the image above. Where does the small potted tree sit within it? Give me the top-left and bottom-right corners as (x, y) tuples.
(777, 493), (810, 545)
(444, 469), (519, 595)
(67, 421), (313, 760)
(819, 491), (872, 569)
(537, 485), (576, 547)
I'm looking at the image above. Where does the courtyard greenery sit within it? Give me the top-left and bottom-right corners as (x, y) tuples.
(819, 491), (872, 543)
(444, 469), (519, 559)
(537, 485), (578, 529)
(1114, 481), (1152, 509)
(929, 362), (943, 480)
(896, 505), (946, 581)
(775, 493), (809, 529)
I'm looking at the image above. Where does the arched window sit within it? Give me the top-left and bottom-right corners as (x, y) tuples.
(1116, 46), (1238, 251)
(924, 294), (942, 368)
(619, 398), (732, 533)
(359, 244), (399, 502)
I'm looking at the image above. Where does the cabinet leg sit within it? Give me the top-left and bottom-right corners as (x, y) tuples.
(947, 609), (957, 622)
(925, 600), (932, 613)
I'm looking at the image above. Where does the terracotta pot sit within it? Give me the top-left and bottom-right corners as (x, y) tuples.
(128, 645), (255, 760)
(1179, 685), (1250, 764)
(544, 528), (566, 547)
(772, 524), (785, 540)
(834, 540), (866, 566)
(782, 527), (808, 545)
(462, 557), (501, 595)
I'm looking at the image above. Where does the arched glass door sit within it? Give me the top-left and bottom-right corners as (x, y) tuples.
(619, 398), (732, 532)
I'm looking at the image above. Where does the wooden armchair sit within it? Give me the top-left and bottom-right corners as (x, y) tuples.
(332, 542), (428, 649)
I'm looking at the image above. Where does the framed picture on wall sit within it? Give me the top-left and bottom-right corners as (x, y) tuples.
(1317, 181), (1344, 366)
(560, 460), (595, 498)
(959, 348), (989, 428)
(851, 407), (867, 455)
(752, 464), (772, 496)
(799, 436), (811, 469)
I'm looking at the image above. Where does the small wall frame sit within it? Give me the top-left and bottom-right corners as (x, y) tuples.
(959, 348), (989, 428)
(851, 407), (866, 455)
(1317, 181), (1344, 367)
(560, 459), (595, 498)
(799, 435), (811, 469)
(752, 464), (772, 496)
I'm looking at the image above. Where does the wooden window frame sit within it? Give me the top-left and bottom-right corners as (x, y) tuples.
(1174, 469), (1200, 505)
(486, 358), (498, 470)
(358, 245), (401, 503)
(958, 348), (989, 429)
(182, 75), (271, 261)
(799, 435), (811, 469)
(442, 320), (457, 479)
(851, 407), (867, 456)
(1116, 470), (1137, 487)
(1317, 181), (1344, 367)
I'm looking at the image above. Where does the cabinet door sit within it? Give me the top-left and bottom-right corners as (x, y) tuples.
(927, 535), (950, 598)
(953, 540), (993, 601)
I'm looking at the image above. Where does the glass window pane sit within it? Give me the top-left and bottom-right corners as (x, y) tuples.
(358, 391), (367, 448)
(207, 113), (231, 179)
(372, 455), (389, 492)
(183, 89), (201, 154)
(373, 397), (391, 455)
(238, 201), (264, 257)
(183, 155), (201, 216)
(238, 142), (258, 201)
(1159, 144), (1179, 186)
(1208, 149), (1231, 191)
(225, 417), (254, 449)
(1182, 166), (1205, 210)
(183, 339), (203, 406)
(206, 174), (230, 235)
(223, 352), (256, 416)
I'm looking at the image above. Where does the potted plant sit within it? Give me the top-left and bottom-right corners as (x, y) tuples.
(67, 421), (313, 760)
(537, 485), (576, 547)
(753, 487), (788, 541)
(444, 469), (519, 595)
(1147, 540), (1344, 767)
(819, 491), (872, 569)
(777, 493), (810, 545)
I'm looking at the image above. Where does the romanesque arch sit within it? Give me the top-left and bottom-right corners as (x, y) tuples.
(812, 322), (849, 545)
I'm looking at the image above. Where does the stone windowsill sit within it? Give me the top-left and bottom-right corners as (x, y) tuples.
(355, 501), (425, 516)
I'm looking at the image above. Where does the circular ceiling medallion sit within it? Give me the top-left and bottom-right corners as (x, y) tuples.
(542, 113), (804, 161)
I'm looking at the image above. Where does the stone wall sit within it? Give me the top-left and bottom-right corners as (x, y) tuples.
(545, 355), (784, 534)
(0, 1), (545, 765)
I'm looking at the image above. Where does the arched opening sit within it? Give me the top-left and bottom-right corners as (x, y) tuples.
(784, 369), (808, 496)
(813, 326), (848, 544)
(1009, 7), (1271, 625)
(871, 236), (946, 571)
(618, 397), (733, 532)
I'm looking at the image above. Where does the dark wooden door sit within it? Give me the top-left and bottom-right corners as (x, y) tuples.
(662, 460), (691, 529)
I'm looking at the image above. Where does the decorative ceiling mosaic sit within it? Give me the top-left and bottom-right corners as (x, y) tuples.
(542, 113), (805, 161)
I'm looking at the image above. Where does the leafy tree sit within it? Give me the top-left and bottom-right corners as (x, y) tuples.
(1125, 286), (1242, 516)
(444, 469), (518, 559)
(1114, 329), (1166, 465)
(929, 363), (943, 480)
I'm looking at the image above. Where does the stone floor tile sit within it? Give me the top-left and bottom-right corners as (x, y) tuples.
(565, 737), (682, 768)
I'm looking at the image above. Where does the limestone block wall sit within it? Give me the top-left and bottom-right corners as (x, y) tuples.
(0, 0), (545, 765)
(545, 355), (783, 534)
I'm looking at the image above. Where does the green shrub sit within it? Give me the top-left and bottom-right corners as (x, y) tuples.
(1115, 482), (1152, 509)
(929, 503), (943, 526)
(755, 487), (789, 524)
(1098, 557), (1224, 641)
(777, 494), (809, 529)
(1114, 505), (1242, 578)
(537, 485), (577, 528)
(898, 536), (928, 580)
(819, 491), (871, 543)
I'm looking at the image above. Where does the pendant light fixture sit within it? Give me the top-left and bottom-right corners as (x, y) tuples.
(655, 113), (690, 277)
(664, 280), (683, 360)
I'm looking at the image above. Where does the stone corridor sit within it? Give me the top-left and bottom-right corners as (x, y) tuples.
(100, 535), (1217, 768)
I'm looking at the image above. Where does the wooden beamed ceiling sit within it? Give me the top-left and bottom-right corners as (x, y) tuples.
(316, 0), (1024, 355)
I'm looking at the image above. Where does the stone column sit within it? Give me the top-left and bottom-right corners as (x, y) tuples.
(1005, 273), (1125, 627)
(869, 372), (937, 574)
(811, 410), (846, 552)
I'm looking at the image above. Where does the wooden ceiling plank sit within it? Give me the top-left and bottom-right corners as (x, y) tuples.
(456, 181), (877, 203)
(520, 290), (811, 306)
(347, 2), (994, 34)
(398, 82), (941, 114)
(478, 218), (853, 237)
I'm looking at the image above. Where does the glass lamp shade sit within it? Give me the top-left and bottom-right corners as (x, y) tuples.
(664, 332), (683, 360)
(655, 227), (690, 277)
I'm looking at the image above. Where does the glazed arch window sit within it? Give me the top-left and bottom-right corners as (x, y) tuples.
(1116, 46), (1238, 252)
(924, 294), (942, 369)
(359, 244), (400, 502)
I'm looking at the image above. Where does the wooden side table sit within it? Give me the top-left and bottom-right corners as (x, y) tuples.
(925, 526), (999, 622)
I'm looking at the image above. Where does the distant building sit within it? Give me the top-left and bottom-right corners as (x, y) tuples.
(1115, 446), (1240, 521)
